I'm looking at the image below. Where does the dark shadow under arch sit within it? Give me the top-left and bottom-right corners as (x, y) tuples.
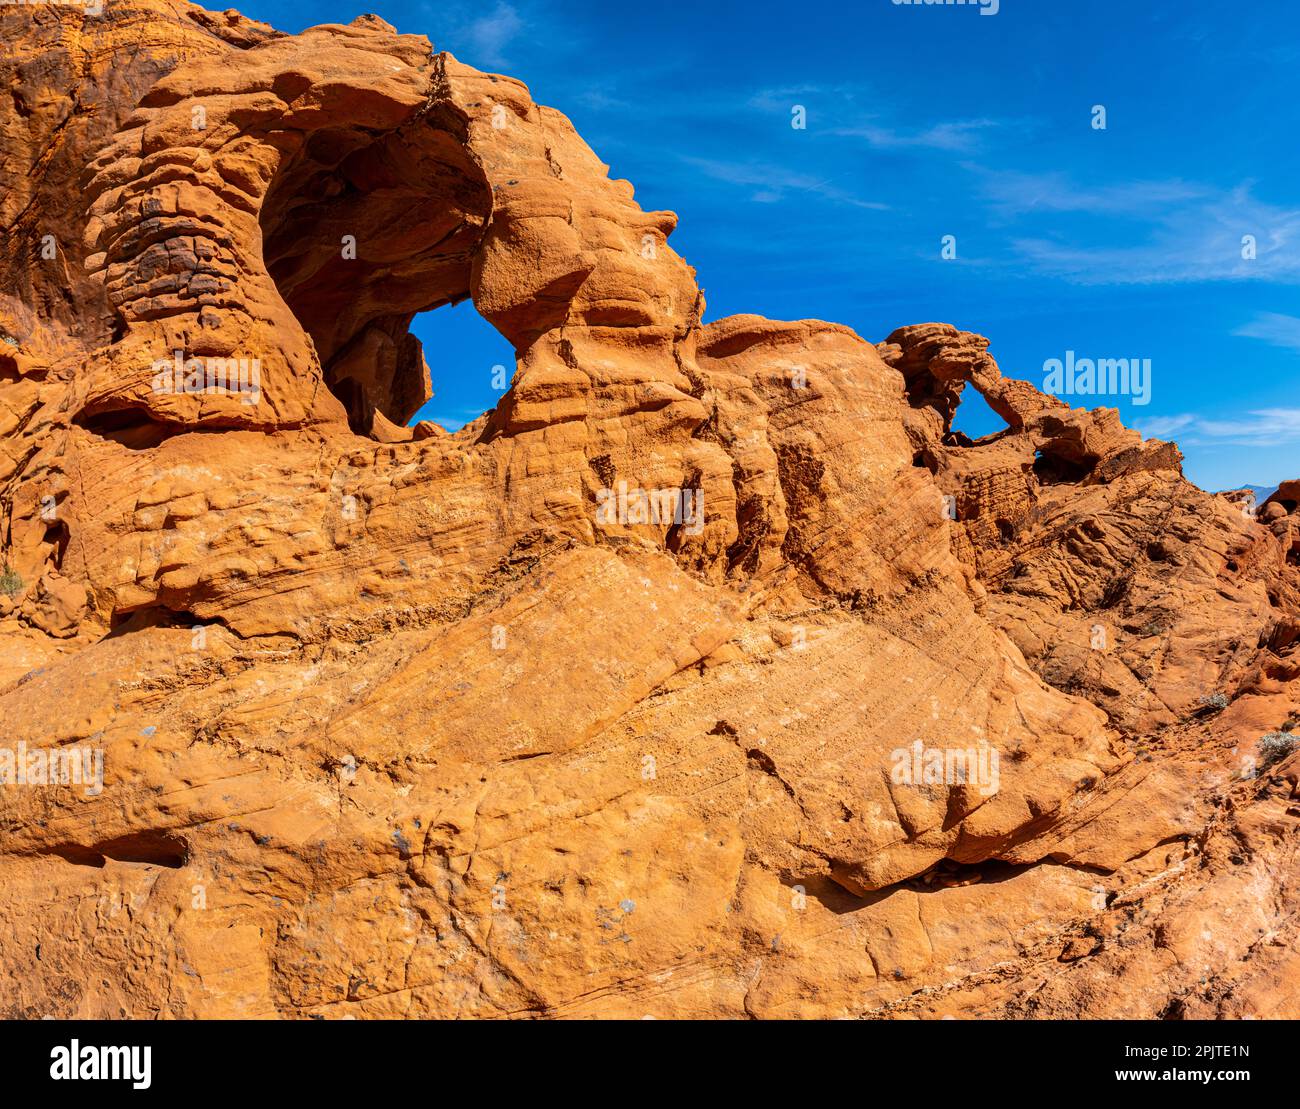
(258, 112), (497, 437)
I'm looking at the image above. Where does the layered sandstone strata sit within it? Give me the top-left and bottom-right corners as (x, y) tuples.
(0, 1), (1297, 1018)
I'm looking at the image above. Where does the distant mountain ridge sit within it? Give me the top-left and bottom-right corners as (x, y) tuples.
(1220, 484), (1278, 503)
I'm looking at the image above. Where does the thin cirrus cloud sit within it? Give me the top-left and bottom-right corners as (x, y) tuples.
(1138, 409), (1300, 446)
(746, 84), (862, 113)
(972, 167), (1210, 216)
(748, 85), (1009, 153)
(428, 405), (496, 431)
(678, 155), (890, 211)
(457, 1), (525, 67)
(1135, 413), (1199, 439)
(972, 171), (1300, 285)
(832, 118), (1005, 153)
(1234, 311), (1300, 353)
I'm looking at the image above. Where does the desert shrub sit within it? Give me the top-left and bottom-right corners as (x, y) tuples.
(0, 565), (22, 599)
(1258, 732), (1299, 767)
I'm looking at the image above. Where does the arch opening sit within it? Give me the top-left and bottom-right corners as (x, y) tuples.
(949, 382), (1012, 445)
(406, 300), (516, 432)
(259, 115), (496, 437)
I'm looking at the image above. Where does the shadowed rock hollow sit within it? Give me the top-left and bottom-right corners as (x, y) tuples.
(1, 1), (1298, 1019)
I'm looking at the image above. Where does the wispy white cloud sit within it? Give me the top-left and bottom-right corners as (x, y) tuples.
(972, 173), (1300, 284)
(1135, 413), (1198, 439)
(834, 118), (1005, 153)
(680, 155), (890, 210)
(1235, 312), (1300, 353)
(747, 84), (864, 112)
(1198, 409), (1300, 442)
(750, 86), (1013, 153)
(974, 168), (1207, 216)
(462, 2), (524, 67)
(1137, 409), (1300, 446)
(424, 404), (494, 431)
(573, 87), (632, 112)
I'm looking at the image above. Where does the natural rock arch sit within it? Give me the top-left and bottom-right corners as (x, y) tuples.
(75, 22), (696, 443)
(258, 113), (494, 435)
(1, 4), (1296, 1022)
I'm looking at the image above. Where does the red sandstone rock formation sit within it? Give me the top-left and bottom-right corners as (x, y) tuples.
(0, 2), (1297, 1019)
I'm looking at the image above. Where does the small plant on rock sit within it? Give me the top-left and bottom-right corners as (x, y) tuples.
(1258, 731), (1299, 768)
(0, 565), (22, 599)
(1197, 692), (1230, 713)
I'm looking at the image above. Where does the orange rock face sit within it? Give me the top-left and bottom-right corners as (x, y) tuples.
(1, 3), (1298, 1019)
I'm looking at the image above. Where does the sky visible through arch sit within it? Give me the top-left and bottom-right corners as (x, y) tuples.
(238, 0), (1300, 492)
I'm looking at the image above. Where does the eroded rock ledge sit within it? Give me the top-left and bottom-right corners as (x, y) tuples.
(0, 1), (1297, 1018)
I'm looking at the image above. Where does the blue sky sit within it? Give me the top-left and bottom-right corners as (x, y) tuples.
(239, 0), (1299, 491)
